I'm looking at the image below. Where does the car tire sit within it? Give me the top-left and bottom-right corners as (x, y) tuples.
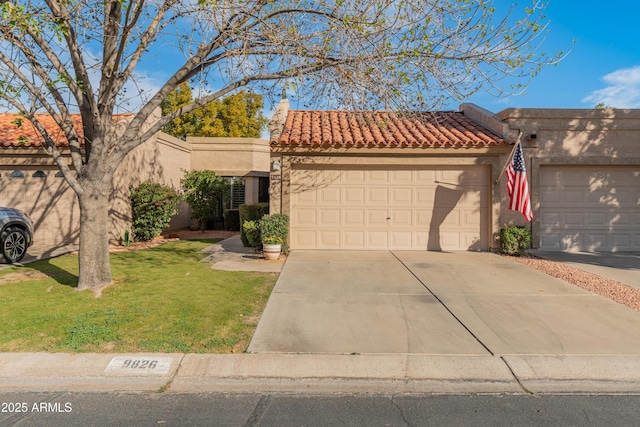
(1, 227), (28, 263)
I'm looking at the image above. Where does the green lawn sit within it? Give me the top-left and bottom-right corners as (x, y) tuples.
(0, 239), (277, 353)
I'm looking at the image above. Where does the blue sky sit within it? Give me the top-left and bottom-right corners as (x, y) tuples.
(133, 1), (640, 122)
(463, 0), (640, 113)
(259, 0), (640, 122)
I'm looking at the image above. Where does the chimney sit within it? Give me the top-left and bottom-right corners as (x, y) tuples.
(268, 96), (290, 141)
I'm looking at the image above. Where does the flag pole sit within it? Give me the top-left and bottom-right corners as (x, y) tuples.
(495, 131), (523, 185)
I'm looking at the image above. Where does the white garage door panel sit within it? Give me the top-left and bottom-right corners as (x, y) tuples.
(291, 167), (489, 251)
(540, 166), (640, 252)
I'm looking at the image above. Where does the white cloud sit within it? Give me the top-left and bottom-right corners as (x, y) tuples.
(582, 66), (640, 108)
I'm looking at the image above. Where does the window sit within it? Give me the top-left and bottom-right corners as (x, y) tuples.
(55, 171), (64, 178)
(228, 177), (245, 209)
(10, 170), (24, 178)
(32, 170), (47, 178)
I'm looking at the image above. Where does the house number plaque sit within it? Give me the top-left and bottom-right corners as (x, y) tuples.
(105, 356), (173, 375)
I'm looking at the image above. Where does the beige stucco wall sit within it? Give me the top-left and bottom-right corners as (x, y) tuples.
(110, 132), (192, 244)
(188, 137), (270, 177)
(1, 148), (79, 246)
(497, 107), (640, 248)
(1, 132), (193, 246)
(2, 132), (272, 246)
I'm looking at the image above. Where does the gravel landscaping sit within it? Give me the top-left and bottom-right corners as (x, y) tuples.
(507, 255), (640, 312)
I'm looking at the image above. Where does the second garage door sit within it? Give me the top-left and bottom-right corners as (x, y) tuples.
(539, 166), (640, 252)
(290, 166), (489, 250)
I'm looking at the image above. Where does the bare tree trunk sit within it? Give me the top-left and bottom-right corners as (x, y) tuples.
(76, 181), (112, 294)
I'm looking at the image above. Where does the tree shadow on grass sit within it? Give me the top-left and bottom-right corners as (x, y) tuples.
(0, 259), (79, 288)
(30, 259), (79, 288)
(0, 239), (223, 289)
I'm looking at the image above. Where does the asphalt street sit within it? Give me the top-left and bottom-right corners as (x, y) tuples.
(2, 392), (640, 427)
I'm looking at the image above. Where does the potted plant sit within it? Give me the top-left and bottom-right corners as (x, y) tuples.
(259, 214), (289, 259)
(262, 235), (283, 260)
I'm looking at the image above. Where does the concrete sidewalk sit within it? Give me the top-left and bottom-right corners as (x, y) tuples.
(3, 352), (640, 394)
(201, 235), (284, 273)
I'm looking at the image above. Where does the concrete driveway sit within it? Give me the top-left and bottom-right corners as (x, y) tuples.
(248, 250), (640, 355)
(0, 242), (78, 271)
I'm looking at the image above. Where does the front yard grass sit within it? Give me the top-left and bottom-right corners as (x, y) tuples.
(0, 239), (277, 353)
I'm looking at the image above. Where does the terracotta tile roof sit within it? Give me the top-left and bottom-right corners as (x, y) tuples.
(0, 113), (84, 148)
(0, 113), (132, 148)
(271, 110), (506, 148)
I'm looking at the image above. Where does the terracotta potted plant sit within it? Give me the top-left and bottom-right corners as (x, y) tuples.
(262, 236), (283, 260)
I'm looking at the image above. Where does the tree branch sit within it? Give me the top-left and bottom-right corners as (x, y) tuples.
(44, 0), (98, 116)
(0, 49), (85, 172)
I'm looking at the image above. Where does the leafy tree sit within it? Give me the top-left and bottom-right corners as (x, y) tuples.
(0, 0), (567, 292)
(594, 102), (615, 109)
(161, 83), (267, 138)
(181, 170), (230, 231)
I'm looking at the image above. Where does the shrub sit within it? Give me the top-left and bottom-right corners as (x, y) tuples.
(224, 209), (240, 231)
(181, 170), (230, 231)
(262, 235), (283, 245)
(239, 203), (269, 246)
(242, 220), (262, 248)
(130, 181), (180, 242)
(500, 225), (532, 256)
(260, 214), (289, 253)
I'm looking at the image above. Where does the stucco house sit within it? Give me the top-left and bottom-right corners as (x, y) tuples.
(0, 112), (270, 248)
(268, 99), (640, 253)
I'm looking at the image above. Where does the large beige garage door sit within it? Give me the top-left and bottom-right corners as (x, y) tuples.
(1, 167), (79, 245)
(540, 166), (640, 252)
(290, 166), (489, 250)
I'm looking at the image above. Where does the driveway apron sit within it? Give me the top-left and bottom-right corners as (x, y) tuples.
(247, 251), (489, 354)
(248, 251), (640, 355)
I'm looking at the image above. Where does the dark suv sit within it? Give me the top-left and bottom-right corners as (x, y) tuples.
(0, 207), (34, 263)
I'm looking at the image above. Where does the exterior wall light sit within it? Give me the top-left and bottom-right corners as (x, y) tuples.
(271, 159), (281, 171)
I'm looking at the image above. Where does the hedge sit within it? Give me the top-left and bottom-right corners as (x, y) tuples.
(239, 203), (269, 247)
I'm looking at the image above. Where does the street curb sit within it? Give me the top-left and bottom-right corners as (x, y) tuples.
(503, 355), (640, 393)
(169, 354), (520, 394)
(0, 353), (182, 393)
(3, 353), (640, 394)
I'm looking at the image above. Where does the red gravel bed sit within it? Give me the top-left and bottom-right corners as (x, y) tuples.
(507, 255), (640, 312)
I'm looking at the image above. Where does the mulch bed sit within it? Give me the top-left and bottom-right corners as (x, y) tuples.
(109, 230), (239, 252)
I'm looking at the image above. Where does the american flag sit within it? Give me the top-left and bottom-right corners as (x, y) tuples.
(506, 142), (533, 221)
